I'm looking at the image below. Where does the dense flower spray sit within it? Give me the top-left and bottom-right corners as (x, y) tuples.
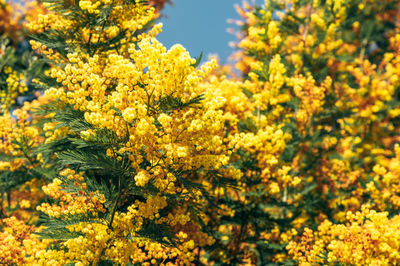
(24, 0), (230, 264)
(212, 0), (400, 263)
(1, 0), (400, 265)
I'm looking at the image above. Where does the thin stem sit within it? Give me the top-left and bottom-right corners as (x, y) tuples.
(108, 175), (122, 229)
(0, 192), (4, 218)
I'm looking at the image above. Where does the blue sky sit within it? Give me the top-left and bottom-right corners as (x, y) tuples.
(158, 0), (263, 64)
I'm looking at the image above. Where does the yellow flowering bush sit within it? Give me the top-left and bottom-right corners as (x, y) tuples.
(0, 0), (46, 113)
(1, 0), (400, 265)
(19, 0), (228, 264)
(0, 96), (49, 216)
(203, 0), (400, 263)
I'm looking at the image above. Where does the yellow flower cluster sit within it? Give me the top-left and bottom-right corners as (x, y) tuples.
(0, 178), (45, 223)
(0, 67), (28, 113)
(45, 37), (228, 191)
(35, 174), (213, 265)
(28, 0), (156, 47)
(199, 55), (303, 263)
(0, 216), (47, 264)
(0, 0), (45, 41)
(38, 169), (107, 217)
(43, 121), (71, 143)
(0, 99), (44, 172)
(27, 13), (65, 33)
(288, 205), (400, 265)
(367, 144), (400, 210)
